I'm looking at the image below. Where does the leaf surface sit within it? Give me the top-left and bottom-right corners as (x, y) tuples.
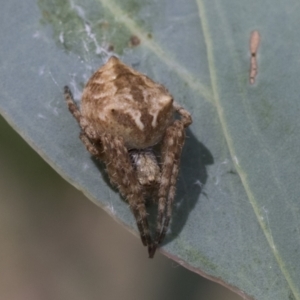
(0, 1), (299, 299)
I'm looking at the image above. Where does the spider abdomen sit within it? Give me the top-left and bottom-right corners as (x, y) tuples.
(80, 56), (174, 149)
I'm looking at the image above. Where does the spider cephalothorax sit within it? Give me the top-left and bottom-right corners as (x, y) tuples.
(64, 56), (192, 258)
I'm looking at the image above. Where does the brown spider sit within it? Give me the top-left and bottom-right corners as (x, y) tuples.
(63, 56), (192, 258)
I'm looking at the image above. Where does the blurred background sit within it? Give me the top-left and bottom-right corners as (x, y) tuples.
(0, 115), (243, 300)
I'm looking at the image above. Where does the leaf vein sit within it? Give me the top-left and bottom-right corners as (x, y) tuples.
(196, 0), (299, 298)
(99, 0), (214, 103)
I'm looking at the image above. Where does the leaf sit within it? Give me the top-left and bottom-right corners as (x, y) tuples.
(0, 0), (299, 299)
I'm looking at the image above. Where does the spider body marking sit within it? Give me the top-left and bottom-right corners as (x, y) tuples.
(64, 56), (192, 258)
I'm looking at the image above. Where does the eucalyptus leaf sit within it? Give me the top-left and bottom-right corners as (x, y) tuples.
(0, 1), (300, 299)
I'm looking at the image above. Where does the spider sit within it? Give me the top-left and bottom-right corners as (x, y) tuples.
(63, 56), (192, 258)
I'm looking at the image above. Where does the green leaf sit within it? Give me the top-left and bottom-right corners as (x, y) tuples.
(0, 0), (299, 299)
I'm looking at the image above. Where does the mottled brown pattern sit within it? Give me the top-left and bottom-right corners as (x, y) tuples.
(63, 56), (192, 258)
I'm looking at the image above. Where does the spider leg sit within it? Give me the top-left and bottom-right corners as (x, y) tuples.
(64, 86), (81, 123)
(79, 132), (105, 159)
(101, 134), (155, 257)
(64, 86), (98, 141)
(173, 102), (192, 128)
(154, 121), (184, 244)
(154, 104), (192, 247)
(64, 86), (104, 159)
(159, 122), (185, 244)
